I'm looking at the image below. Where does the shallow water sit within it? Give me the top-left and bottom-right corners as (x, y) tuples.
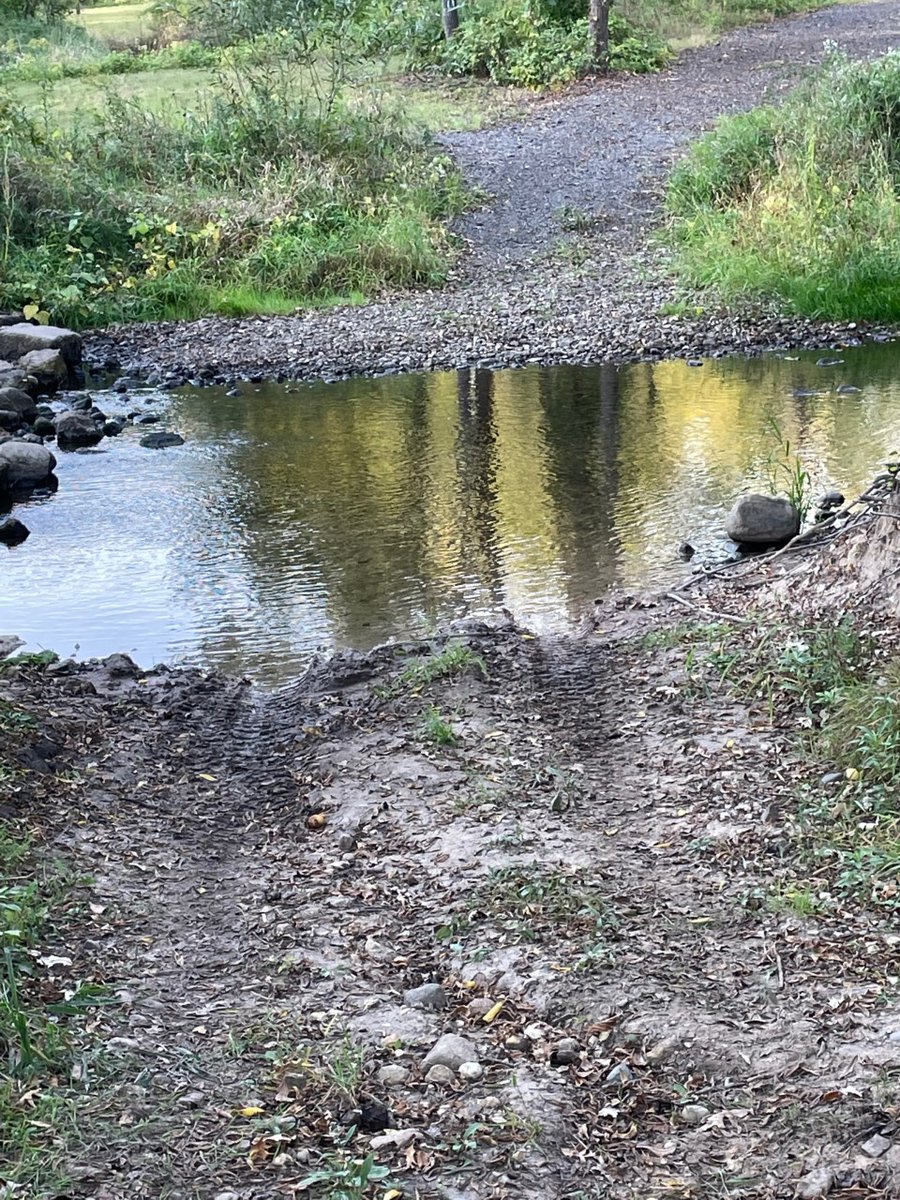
(2, 343), (900, 684)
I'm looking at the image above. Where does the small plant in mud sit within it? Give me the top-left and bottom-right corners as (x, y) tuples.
(421, 704), (459, 747)
(637, 621), (731, 652)
(0, 650), (58, 673)
(296, 1143), (392, 1199)
(377, 644), (487, 698)
(764, 418), (812, 520)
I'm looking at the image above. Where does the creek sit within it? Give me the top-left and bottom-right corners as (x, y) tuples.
(2, 343), (899, 684)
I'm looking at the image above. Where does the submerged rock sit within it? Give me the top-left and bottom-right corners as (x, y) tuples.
(725, 494), (800, 546)
(0, 516), (29, 546)
(140, 431), (184, 449)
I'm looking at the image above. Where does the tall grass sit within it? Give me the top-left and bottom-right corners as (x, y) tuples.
(665, 51), (900, 321)
(0, 58), (469, 326)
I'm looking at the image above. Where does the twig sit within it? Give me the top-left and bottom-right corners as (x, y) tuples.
(664, 591), (750, 625)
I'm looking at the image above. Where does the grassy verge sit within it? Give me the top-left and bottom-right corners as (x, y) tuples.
(619, 0), (844, 49)
(665, 50), (900, 321)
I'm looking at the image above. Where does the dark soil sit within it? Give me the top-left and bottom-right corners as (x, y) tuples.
(86, 0), (900, 385)
(5, 565), (900, 1198)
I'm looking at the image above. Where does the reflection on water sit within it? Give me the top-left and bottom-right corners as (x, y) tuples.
(2, 343), (900, 683)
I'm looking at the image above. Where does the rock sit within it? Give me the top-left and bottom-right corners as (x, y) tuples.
(523, 1023), (546, 1041)
(18, 348), (67, 392)
(0, 387), (37, 423)
(55, 411), (102, 451)
(425, 1064), (456, 1085)
(816, 357), (844, 367)
(0, 516), (29, 546)
(795, 1167), (834, 1198)
(551, 1037), (580, 1066)
(140, 431), (184, 449)
(0, 635), (24, 657)
(819, 489), (845, 508)
(677, 540), (695, 560)
(177, 1090), (205, 1108)
(0, 410), (21, 432)
(138, 414), (160, 424)
(467, 998), (495, 1018)
(422, 1034), (479, 1072)
(724, 494), (801, 546)
(0, 324), (82, 374)
(836, 384), (861, 394)
(861, 1133), (891, 1158)
(680, 1103), (710, 1126)
(71, 395), (93, 412)
(403, 983), (447, 1012)
(103, 653), (139, 678)
(458, 1061), (483, 1081)
(103, 419), (124, 437)
(605, 1062), (634, 1085)
(32, 417), (55, 439)
(376, 1064), (410, 1086)
(0, 441), (56, 486)
(370, 1129), (416, 1151)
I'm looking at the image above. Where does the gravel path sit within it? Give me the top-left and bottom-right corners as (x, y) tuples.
(87, 1), (900, 383)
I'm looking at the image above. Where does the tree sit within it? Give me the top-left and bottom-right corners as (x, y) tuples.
(588, 0), (611, 72)
(441, 0), (459, 39)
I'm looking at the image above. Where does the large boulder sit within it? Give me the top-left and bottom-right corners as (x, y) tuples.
(55, 410), (102, 451)
(0, 440), (56, 487)
(0, 387), (37, 423)
(18, 348), (67, 394)
(725, 494), (801, 546)
(0, 324), (82, 373)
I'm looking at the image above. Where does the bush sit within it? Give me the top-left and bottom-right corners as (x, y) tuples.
(0, 62), (469, 326)
(666, 50), (900, 321)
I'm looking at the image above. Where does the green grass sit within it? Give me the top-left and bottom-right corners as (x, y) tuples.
(77, 1), (153, 39)
(666, 49), (900, 321)
(619, 0), (842, 47)
(421, 705), (459, 746)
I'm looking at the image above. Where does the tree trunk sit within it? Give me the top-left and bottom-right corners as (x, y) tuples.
(588, 0), (611, 72)
(442, 0), (460, 40)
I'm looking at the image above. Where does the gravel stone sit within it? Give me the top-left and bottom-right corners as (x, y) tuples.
(376, 1064), (410, 1085)
(422, 1033), (479, 1072)
(403, 983), (448, 1011)
(425, 1064), (456, 1085)
(458, 1061), (483, 1081)
(861, 1133), (891, 1158)
(795, 1167), (834, 1198)
(680, 1103), (711, 1126)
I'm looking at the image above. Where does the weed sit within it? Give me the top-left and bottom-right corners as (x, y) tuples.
(765, 881), (826, 917)
(462, 862), (615, 946)
(378, 644), (487, 698)
(0, 650), (59, 671)
(421, 704), (458, 747)
(296, 1145), (391, 1198)
(638, 621), (731, 651)
(764, 418), (812, 519)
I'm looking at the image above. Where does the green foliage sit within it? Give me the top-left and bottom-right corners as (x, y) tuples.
(764, 418), (811, 519)
(818, 661), (900, 787)
(421, 704), (458, 746)
(0, 41), (469, 326)
(666, 50), (900, 320)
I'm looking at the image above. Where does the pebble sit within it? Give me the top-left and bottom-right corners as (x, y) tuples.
(177, 1090), (205, 1107)
(861, 1133), (891, 1158)
(467, 997), (495, 1018)
(403, 983), (448, 1011)
(377, 1064), (410, 1085)
(370, 1129), (416, 1151)
(605, 1062), (635, 1085)
(795, 1167), (834, 1199)
(458, 1061), (483, 1081)
(523, 1023), (546, 1041)
(680, 1103), (710, 1126)
(646, 1035), (680, 1063)
(425, 1064), (456, 1085)
(552, 1037), (580, 1065)
(422, 1033), (479, 1071)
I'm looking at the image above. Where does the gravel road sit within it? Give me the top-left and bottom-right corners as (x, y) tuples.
(86, 0), (900, 383)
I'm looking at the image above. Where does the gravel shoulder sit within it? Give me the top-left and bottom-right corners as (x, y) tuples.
(86, 0), (900, 384)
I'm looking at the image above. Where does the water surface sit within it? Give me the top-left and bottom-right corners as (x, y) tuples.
(3, 344), (899, 684)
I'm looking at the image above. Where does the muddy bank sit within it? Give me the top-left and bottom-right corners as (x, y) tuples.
(84, 0), (900, 385)
(5, 536), (900, 1199)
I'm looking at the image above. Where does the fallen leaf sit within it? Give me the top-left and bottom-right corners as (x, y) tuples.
(239, 1105), (266, 1117)
(482, 999), (506, 1023)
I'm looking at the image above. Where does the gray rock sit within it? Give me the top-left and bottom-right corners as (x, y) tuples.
(71, 395), (93, 412)
(403, 983), (448, 1012)
(0, 410), (21, 432)
(795, 1167), (834, 1198)
(422, 1033), (479, 1072)
(861, 1133), (891, 1158)
(140, 431), (184, 449)
(424, 1064), (456, 1085)
(458, 1061), (483, 1081)
(103, 653), (139, 678)
(55, 411), (102, 451)
(680, 1103), (710, 1126)
(0, 324), (82, 372)
(32, 417), (55, 439)
(819, 489), (845, 508)
(0, 516), (29, 546)
(552, 1037), (580, 1065)
(104, 419), (124, 437)
(0, 387), (37, 423)
(19, 348), (67, 392)
(376, 1064), (410, 1086)
(605, 1062), (635, 1085)
(0, 440), (56, 486)
(725, 493), (801, 546)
